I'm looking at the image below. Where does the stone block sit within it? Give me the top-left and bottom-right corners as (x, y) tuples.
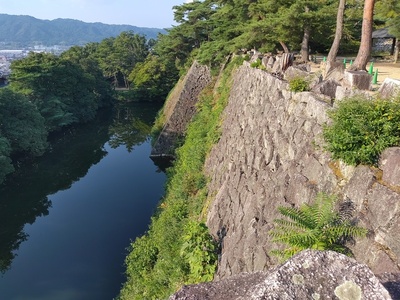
(367, 183), (399, 229)
(284, 66), (322, 89)
(151, 61), (212, 157)
(343, 165), (374, 211)
(293, 63), (311, 72)
(311, 79), (340, 99)
(266, 56), (275, 69)
(379, 147), (400, 187)
(379, 78), (400, 99)
(334, 85), (370, 103)
(272, 56), (281, 73)
(343, 70), (372, 90)
(283, 66), (309, 81)
(323, 61), (345, 82)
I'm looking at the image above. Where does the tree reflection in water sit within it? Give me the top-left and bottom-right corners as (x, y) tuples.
(0, 102), (162, 273)
(108, 105), (152, 152)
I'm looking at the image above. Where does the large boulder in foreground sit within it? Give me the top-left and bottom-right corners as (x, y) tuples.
(169, 250), (393, 300)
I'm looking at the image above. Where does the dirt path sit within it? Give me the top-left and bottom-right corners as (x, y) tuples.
(310, 60), (400, 91)
(370, 62), (400, 84)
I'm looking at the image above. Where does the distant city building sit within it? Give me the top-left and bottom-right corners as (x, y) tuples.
(0, 45), (72, 79)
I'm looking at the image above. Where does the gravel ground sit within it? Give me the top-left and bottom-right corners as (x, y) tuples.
(371, 61), (400, 83)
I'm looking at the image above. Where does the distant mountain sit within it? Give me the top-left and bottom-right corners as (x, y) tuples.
(0, 14), (166, 48)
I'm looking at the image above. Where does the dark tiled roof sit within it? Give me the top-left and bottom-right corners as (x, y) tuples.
(372, 28), (395, 39)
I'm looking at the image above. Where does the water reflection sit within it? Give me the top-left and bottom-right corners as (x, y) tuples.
(108, 105), (152, 152)
(0, 110), (111, 273)
(0, 103), (159, 274)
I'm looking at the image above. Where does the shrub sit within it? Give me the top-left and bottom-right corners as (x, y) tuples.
(270, 192), (367, 261)
(180, 221), (218, 284)
(288, 77), (310, 92)
(323, 97), (400, 165)
(250, 58), (265, 70)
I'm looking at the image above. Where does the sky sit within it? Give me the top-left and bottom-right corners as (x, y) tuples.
(0, 0), (193, 29)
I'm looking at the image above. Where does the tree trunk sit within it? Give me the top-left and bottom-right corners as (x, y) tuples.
(279, 41), (290, 53)
(301, 27), (311, 62)
(301, 6), (311, 62)
(391, 38), (396, 56)
(124, 75), (129, 89)
(394, 39), (399, 63)
(327, 0), (346, 63)
(351, 0), (376, 71)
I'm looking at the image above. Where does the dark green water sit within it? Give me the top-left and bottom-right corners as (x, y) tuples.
(0, 103), (166, 300)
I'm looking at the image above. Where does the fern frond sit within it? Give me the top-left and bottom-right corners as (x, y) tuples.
(309, 193), (337, 228)
(324, 224), (367, 241)
(272, 218), (309, 230)
(278, 206), (315, 229)
(269, 192), (367, 262)
(270, 246), (303, 261)
(285, 231), (318, 248)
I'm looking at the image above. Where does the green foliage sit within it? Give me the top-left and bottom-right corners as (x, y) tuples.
(323, 96), (400, 165)
(158, 0), (366, 67)
(10, 52), (111, 132)
(118, 57), (240, 300)
(0, 88), (48, 183)
(0, 88), (48, 157)
(128, 55), (179, 101)
(113, 32), (150, 88)
(0, 135), (14, 184)
(181, 221), (218, 284)
(288, 77), (310, 92)
(376, 0), (400, 38)
(270, 192), (367, 261)
(250, 58), (265, 70)
(67, 31), (150, 90)
(122, 235), (160, 299)
(1, 40), (114, 182)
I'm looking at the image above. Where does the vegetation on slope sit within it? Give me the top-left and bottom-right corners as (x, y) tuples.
(118, 56), (244, 300)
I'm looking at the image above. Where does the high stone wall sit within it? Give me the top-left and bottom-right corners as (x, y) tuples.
(151, 61), (212, 158)
(204, 62), (400, 280)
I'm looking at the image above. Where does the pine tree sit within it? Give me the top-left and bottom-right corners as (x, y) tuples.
(351, 0), (376, 70)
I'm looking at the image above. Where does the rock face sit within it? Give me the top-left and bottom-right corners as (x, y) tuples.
(151, 61), (212, 158)
(312, 79), (340, 100)
(169, 250), (393, 300)
(204, 63), (400, 280)
(343, 70), (372, 90)
(379, 78), (400, 99)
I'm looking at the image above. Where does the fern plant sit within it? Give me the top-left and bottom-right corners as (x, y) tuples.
(270, 193), (367, 261)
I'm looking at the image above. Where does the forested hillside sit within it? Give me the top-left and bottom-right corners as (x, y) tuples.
(0, 14), (164, 48)
(0, 29), (177, 185)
